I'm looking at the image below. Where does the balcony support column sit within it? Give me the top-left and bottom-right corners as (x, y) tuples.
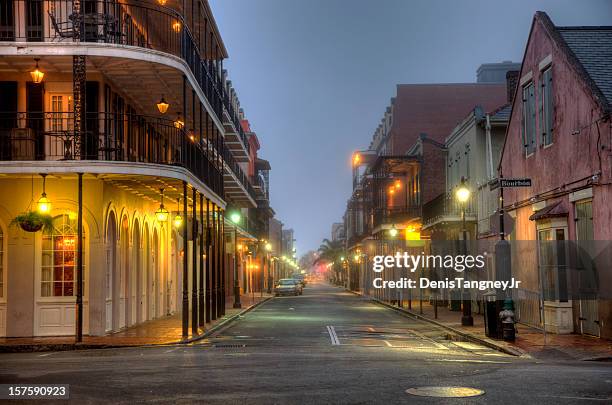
(199, 193), (205, 327)
(210, 204), (218, 320)
(205, 198), (212, 323)
(220, 209), (226, 316)
(191, 188), (198, 335)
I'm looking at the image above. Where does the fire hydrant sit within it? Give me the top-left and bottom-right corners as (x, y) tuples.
(499, 299), (516, 342)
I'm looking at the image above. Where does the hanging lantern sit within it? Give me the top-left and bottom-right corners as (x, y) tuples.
(156, 96), (169, 114)
(173, 197), (183, 228)
(30, 58), (44, 84)
(155, 188), (169, 222)
(174, 112), (184, 129)
(37, 174), (51, 214)
(158, 0), (167, 5)
(172, 21), (182, 33)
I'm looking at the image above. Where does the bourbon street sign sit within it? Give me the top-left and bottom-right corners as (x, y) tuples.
(489, 178), (532, 190)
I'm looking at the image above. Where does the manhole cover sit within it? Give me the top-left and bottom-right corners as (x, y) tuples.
(406, 387), (485, 397)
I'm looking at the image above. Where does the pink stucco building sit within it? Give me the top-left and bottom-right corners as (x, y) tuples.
(500, 12), (612, 338)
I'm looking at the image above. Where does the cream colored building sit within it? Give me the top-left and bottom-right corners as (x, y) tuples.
(0, 0), (259, 338)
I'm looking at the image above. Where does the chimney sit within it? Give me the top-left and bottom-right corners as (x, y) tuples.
(506, 70), (519, 103)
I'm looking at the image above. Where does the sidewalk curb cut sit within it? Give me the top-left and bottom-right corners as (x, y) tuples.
(0, 297), (273, 353)
(346, 288), (525, 357)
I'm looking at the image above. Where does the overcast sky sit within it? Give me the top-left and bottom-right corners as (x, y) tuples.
(209, 0), (612, 255)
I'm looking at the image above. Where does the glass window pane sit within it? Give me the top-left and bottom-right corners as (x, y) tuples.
(41, 282), (51, 297)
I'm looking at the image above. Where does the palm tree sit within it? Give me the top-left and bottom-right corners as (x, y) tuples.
(316, 238), (345, 284)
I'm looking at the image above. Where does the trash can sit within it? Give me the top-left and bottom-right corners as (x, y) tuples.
(483, 291), (503, 339)
(449, 289), (462, 311)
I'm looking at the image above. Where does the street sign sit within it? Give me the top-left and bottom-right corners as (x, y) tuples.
(489, 178), (532, 190)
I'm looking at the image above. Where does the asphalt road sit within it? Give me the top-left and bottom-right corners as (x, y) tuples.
(0, 282), (610, 404)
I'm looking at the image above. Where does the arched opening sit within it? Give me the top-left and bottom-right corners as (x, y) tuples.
(151, 228), (160, 320)
(37, 214), (89, 336)
(169, 231), (178, 315)
(0, 222), (6, 337)
(106, 211), (118, 332)
(120, 215), (129, 329)
(133, 219), (141, 324)
(143, 223), (150, 322)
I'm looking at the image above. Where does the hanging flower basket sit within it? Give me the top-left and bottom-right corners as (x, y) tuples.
(11, 211), (53, 233)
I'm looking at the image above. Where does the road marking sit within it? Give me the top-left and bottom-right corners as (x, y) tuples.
(38, 352), (55, 357)
(383, 340), (393, 347)
(164, 347), (180, 353)
(408, 329), (449, 350)
(326, 325), (340, 345)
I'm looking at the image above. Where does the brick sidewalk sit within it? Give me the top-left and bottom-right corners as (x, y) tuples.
(0, 293), (271, 352)
(366, 294), (612, 360)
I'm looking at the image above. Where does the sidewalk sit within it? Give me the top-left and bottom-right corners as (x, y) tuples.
(358, 291), (612, 361)
(0, 292), (272, 352)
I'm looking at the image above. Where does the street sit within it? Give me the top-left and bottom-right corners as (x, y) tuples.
(1, 283), (610, 404)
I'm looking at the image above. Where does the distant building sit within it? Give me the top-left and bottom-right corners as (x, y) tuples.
(477, 61), (522, 83)
(331, 223), (345, 242)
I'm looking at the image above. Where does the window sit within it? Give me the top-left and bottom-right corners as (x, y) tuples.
(522, 82), (537, 154)
(540, 67), (553, 146)
(41, 214), (85, 297)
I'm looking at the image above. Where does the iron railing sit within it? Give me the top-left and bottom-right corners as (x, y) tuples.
(422, 192), (476, 226)
(373, 206), (421, 229)
(0, 0), (225, 121)
(0, 111), (225, 195)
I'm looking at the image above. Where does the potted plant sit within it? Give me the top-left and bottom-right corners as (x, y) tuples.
(11, 211), (53, 233)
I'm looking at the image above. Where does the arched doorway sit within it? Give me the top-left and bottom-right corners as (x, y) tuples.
(106, 212), (117, 332)
(151, 228), (159, 319)
(143, 223), (150, 322)
(133, 219), (142, 324)
(0, 223), (6, 337)
(120, 215), (129, 329)
(169, 231), (179, 315)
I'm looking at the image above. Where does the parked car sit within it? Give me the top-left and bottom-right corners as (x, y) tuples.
(274, 279), (301, 296)
(292, 274), (306, 287)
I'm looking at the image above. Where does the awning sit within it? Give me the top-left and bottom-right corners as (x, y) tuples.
(529, 201), (568, 221)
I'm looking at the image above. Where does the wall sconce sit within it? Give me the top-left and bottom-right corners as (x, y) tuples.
(30, 58), (44, 84)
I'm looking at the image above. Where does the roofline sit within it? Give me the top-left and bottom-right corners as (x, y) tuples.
(498, 11), (611, 173)
(203, 0), (229, 58)
(540, 12), (610, 113)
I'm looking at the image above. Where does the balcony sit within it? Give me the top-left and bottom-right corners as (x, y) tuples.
(422, 192), (476, 229)
(222, 89), (249, 161)
(372, 206), (421, 231)
(0, 0), (225, 122)
(0, 111), (224, 196)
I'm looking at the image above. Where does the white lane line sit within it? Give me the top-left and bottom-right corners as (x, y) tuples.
(38, 352), (55, 357)
(164, 347), (180, 353)
(326, 325), (340, 345)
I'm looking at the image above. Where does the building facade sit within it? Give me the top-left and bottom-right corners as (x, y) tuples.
(499, 12), (612, 338)
(0, 0), (273, 338)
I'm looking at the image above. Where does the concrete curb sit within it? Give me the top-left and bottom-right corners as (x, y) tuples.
(0, 297), (273, 353)
(346, 288), (526, 357)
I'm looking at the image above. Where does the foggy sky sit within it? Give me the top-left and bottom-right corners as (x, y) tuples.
(209, 0), (612, 256)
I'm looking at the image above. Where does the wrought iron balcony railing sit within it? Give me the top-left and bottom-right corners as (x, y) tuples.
(0, 0), (225, 121)
(0, 111), (225, 195)
(372, 206), (422, 229)
(422, 192), (476, 226)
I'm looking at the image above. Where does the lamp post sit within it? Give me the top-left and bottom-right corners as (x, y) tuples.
(265, 242), (272, 293)
(230, 211), (242, 308)
(456, 176), (474, 326)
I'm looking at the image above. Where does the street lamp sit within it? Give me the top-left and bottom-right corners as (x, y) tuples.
(456, 176), (473, 326)
(388, 225), (398, 238)
(229, 210), (242, 308)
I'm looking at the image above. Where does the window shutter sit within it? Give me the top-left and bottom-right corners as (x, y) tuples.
(547, 69), (553, 144)
(539, 79), (545, 145)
